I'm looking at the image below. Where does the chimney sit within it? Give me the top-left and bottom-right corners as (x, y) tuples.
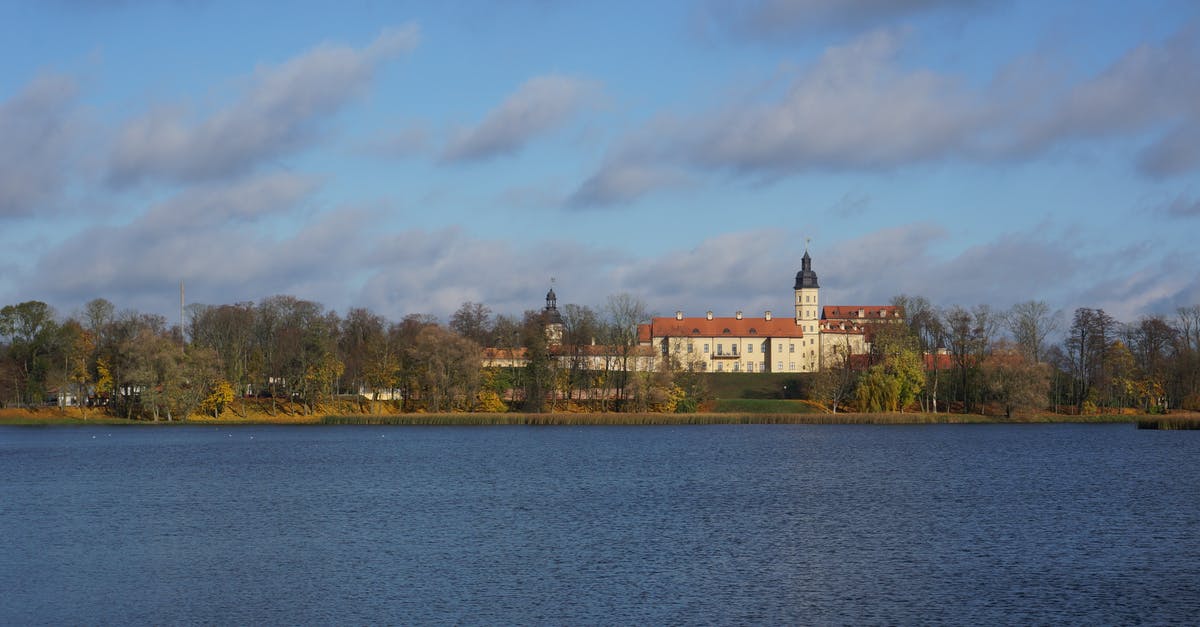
(764, 310), (772, 321)
(735, 310), (743, 320)
(675, 310), (683, 320)
(706, 311), (713, 320)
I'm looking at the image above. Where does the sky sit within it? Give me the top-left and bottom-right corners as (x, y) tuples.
(2, 0), (1199, 326)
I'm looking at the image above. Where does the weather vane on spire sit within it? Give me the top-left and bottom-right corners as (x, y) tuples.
(805, 237), (811, 251)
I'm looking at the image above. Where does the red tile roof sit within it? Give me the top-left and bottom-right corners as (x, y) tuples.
(822, 305), (903, 321)
(641, 316), (806, 340)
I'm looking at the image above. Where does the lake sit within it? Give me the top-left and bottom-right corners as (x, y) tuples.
(1, 423), (1197, 624)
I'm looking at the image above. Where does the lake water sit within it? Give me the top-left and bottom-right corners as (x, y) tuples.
(1, 423), (1198, 624)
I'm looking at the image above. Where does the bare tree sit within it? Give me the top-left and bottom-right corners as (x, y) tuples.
(1007, 300), (1061, 364)
(603, 293), (648, 410)
(449, 301), (493, 346)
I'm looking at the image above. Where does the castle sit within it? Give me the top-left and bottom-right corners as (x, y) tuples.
(636, 250), (901, 373)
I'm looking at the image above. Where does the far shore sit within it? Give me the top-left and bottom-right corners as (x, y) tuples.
(3, 407), (1196, 427)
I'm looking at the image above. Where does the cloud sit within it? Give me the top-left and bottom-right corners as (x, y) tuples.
(1158, 192), (1200, 219)
(441, 74), (601, 163)
(0, 75), (80, 218)
(20, 173), (349, 313)
(107, 25), (419, 186)
(705, 0), (997, 41)
(141, 172), (322, 230)
(572, 24), (1200, 206)
(566, 162), (690, 208)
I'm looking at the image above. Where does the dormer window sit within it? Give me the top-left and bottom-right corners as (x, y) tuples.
(722, 328), (731, 335)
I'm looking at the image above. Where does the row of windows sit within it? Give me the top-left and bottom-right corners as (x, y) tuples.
(711, 362), (803, 372)
(685, 339), (817, 354)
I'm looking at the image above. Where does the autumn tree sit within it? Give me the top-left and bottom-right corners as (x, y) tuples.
(981, 342), (1050, 418)
(408, 325), (481, 412)
(449, 301), (493, 346)
(189, 302), (255, 416)
(339, 307), (386, 398)
(0, 301), (60, 406)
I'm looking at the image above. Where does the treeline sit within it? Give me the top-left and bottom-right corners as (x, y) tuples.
(4, 294), (1198, 420)
(814, 298), (1200, 416)
(0, 293), (679, 420)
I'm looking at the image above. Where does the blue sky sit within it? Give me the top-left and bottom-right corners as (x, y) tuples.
(2, 0), (1198, 325)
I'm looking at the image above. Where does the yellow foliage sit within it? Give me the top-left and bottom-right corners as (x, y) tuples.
(475, 389), (508, 413)
(200, 379), (236, 417)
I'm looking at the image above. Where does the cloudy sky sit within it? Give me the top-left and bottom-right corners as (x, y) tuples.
(2, 0), (1198, 325)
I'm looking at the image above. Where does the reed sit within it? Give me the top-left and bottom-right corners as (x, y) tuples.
(1136, 417), (1200, 430)
(319, 412), (1131, 426)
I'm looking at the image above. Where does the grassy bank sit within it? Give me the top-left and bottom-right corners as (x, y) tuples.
(321, 412), (1140, 426)
(2, 405), (1176, 427)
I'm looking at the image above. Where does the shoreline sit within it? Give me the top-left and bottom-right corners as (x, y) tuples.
(2, 409), (1185, 427)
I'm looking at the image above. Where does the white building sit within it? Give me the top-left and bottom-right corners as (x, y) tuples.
(638, 251), (902, 373)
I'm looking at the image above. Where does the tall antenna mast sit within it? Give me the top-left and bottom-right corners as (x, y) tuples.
(180, 280), (185, 344)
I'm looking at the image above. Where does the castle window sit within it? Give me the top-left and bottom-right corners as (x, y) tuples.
(789, 344), (795, 353)
(777, 361), (783, 370)
(746, 362), (754, 372)
(747, 343), (754, 353)
(733, 362), (741, 372)
(717, 344), (723, 355)
(722, 328), (731, 335)
(717, 363), (724, 372)
(749, 328), (757, 335)
(692, 328), (700, 334)
(789, 362), (796, 371)
(687, 342), (694, 354)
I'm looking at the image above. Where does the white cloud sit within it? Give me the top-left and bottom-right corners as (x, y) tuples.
(0, 75), (80, 217)
(441, 74), (601, 163)
(572, 24), (1200, 206)
(107, 25), (419, 185)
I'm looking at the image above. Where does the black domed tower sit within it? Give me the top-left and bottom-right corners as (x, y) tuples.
(793, 250), (820, 329)
(543, 287), (564, 345)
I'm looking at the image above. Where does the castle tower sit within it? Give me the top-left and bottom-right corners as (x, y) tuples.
(543, 286), (565, 346)
(794, 249), (820, 372)
(794, 250), (820, 331)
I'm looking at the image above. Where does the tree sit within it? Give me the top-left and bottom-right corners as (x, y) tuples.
(942, 306), (985, 412)
(811, 333), (856, 413)
(981, 342), (1050, 418)
(339, 307), (386, 399)
(560, 303), (600, 404)
(1064, 307), (1116, 413)
(0, 301), (60, 406)
(408, 325), (481, 412)
(1007, 300), (1061, 364)
(449, 301), (492, 346)
(603, 293), (648, 410)
(190, 302), (255, 416)
(519, 310), (553, 412)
